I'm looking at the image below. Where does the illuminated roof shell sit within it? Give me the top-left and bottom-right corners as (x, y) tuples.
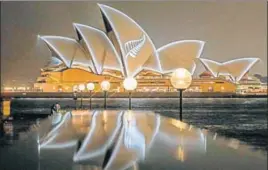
(157, 40), (205, 75)
(40, 36), (94, 72)
(199, 58), (259, 82)
(73, 23), (123, 75)
(99, 4), (161, 77)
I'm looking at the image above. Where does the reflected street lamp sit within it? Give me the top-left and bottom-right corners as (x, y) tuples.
(123, 78), (138, 110)
(87, 82), (95, 110)
(170, 68), (192, 121)
(101, 80), (110, 109)
(78, 84), (85, 109)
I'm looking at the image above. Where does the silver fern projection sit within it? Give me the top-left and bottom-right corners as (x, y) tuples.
(124, 34), (146, 58)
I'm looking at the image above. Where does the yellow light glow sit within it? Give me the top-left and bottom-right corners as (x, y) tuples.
(103, 110), (108, 123)
(177, 146), (185, 162)
(170, 119), (187, 131)
(4, 87), (13, 91)
(78, 84), (85, 91)
(170, 68), (192, 89)
(73, 85), (78, 91)
(123, 77), (138, 91)
(87, 82), (95, 91)
(2, 101), (11, 116)
(101, 80), (110, 91)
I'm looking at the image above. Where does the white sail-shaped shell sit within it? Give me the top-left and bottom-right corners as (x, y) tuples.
(99, 4), (161, 77)
(157, 40), (205, 75)
(200, 58), (259, 82)
(40, 36), (94, 72)
(73, 23), (123, 75)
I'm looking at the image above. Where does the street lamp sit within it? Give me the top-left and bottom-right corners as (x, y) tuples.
(101, 80), (110, 109)
(123, 77), (137, 110)
(73, 85), (78, 110)
(170, 68), (192, 121)
(78, 84), (85, 109)
(87, 82), (95, 110)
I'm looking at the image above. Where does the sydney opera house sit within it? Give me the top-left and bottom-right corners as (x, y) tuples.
(34, 4), (263, 93)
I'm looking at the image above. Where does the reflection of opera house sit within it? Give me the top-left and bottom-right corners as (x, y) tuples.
(34, 4), (262, 93)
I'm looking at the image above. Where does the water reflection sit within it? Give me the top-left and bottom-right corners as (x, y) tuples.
(0, 121), (17, 145)
(38, 110), (206, 169)
(36, 110), (266, 170)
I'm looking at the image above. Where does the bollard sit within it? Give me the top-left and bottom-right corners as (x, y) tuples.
(1, 98), (11, 117)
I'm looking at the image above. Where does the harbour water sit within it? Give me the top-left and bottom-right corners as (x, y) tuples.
(3, 98), (268, 149)
(0, 98), (267, 169)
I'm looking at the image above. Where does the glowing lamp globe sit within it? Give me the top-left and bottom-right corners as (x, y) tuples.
(73, 85), (78, 92)
(87, 83), (95, 91)
(78, 84), (85, 91)
(123, 78), (137, 91)
(101, 81), (110, 91)
(170, 68), (192, 89)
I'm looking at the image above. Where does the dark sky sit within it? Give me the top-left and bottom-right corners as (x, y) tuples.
(1, 1), (267, 86)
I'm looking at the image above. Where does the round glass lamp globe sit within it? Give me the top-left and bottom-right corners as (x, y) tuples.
(170, 68), (192, 89)
(78, 84), (85, 91)
(123, 78), (137, 91)
(73, 85), (78, 92)
(87, 83), (95, 91)
(101, 80), (111, 91)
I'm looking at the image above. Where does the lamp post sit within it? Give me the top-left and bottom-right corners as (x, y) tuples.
(87, 82), (95, 110)
(123, 77), (138, 110)
(78, 84), (85, 109)
(101, 80), (110, 110)
(170, 68), (192, 121)
(73, 85), (78, 110)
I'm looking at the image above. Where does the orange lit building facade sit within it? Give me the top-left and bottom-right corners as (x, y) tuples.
(33, 68), (237, 93)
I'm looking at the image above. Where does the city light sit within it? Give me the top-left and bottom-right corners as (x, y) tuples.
(73, 85), (78, 92)
(86, 83), (95, 91)
(123, 78), (138, 91)
(170, 68), (192, 90)
(87, 82), (95, 110)
(101, 80), (110, 109)
(123, 78), (138, 110)
(78, 84), (85, 91)
(101, 81), (110, 91)
(170, 68), (192, 121)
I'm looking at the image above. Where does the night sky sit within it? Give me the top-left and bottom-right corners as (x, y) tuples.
(1, 1), (267, 86)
